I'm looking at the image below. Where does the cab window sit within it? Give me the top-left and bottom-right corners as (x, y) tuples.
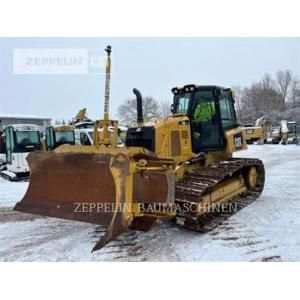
(174, 93), (191, 113)
(16, 131), (40, 146)
(55, 131), (75, 144)
(190, 90), (223, 152)
(219, 90), (237, 130)
(192, 90), (216, 122)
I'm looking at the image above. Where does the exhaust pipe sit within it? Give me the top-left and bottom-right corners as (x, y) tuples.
(133, 88), (144, 127)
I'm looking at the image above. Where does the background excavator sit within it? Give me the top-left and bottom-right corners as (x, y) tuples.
(45, 125), (75, 151)
(14, 46), (265, 252)
(243, 116), (267, 144)
(45, 108), (92, 151)
(1, 124), (42, 181)
(267, 120), (299, 145)
(45, 109), (127, 150)
(280, 120), (298, 145)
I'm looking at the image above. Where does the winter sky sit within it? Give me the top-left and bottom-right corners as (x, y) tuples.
(0, 37), (300, 121)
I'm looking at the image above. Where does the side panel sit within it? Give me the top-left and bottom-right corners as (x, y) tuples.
(225, 127), (247, 153)
(244, 127), (265, 140)
(155, 116), (192, 163)
(7, 152), (29, 173)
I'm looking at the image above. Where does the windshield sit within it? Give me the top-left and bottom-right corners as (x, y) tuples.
(14, 131), (41, 152)
(55, 131), (75, 144)
(88, 131), (124, 145)
(287, 123), (296, 133)
(173, 93), (191, 114)
(16, 131), (40, 146)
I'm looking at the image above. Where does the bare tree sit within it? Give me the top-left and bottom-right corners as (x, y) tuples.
(240, 73), (281, 124)
(159, 100), (171, 119)
(232, 86), (243, 122)
(118, 97), (161, 126)
(276, 70), (292, 109)
(290, 78), (300, 107)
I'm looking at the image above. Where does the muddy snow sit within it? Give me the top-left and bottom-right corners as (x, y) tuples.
(0, 145), (299, 262)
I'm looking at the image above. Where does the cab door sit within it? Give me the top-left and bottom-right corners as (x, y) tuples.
(46, 126), (55, 150)
(190, 89), (224, 153)
(5, 126), (14, 164)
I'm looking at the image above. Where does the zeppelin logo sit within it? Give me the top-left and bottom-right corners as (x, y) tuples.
(13, 48), (106, 75)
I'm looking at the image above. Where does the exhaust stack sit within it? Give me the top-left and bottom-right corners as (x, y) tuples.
(133, 88), (144, 127)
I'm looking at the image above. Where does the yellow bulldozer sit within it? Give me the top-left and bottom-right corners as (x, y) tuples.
(243, 116), (267, 144)
(14, 46), (265, 252)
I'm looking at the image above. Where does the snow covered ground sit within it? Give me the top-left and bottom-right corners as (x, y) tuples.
(0, 145), (299, 262)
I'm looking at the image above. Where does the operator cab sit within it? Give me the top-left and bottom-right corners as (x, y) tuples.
(171, 85), (238, 152)
(5, 125), (42, 162)
(287, 121), (296, 135)
(3, 124), (42, 178)
(45, 125), (75, 151)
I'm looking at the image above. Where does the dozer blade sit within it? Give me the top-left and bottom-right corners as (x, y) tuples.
(14, 151), (133, 251)
(14, 150), (175, 251)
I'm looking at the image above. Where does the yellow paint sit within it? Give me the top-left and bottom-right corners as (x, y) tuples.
(244, 127), (266, 141)
(154, 115), (193, 163)
(53, 125), (74, 132)
(225, 127), (247, 154)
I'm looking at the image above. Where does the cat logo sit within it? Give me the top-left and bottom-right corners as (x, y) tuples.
(234, 134), (243, 149)
(246, 129), (254, 134)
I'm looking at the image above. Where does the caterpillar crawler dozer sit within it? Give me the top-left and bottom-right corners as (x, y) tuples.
(14, 46), (265, 252)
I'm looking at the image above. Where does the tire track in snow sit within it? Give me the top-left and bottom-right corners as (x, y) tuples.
(89, 226), (145, 260)
(208, 218), (282, 261)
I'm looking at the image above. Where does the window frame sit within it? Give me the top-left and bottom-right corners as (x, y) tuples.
(173, 93), (192, 114)
(218, 89), (238, 130)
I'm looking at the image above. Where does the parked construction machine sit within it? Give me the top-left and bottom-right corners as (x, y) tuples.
(45, 108), (94, 150)
(243, 116), (267, 144)
(45, 111), (126, 150)
(1, 124), (42, 180)
(267, 125), (281, 144)
(76, 125), (127, 147)
(14, 46), (265, 252)
(281, 121), (298, 144)
(71, 108), (93, 125)
(267, 121), (298, 145)
(45, 125), (75, 151)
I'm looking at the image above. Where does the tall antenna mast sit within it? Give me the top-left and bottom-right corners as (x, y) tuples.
(104, 45), (111, 120)
(93, 45), (113, 146)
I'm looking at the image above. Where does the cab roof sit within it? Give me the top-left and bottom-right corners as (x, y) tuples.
(171, 84), (228, 94)
(7, 124), (42, 131)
